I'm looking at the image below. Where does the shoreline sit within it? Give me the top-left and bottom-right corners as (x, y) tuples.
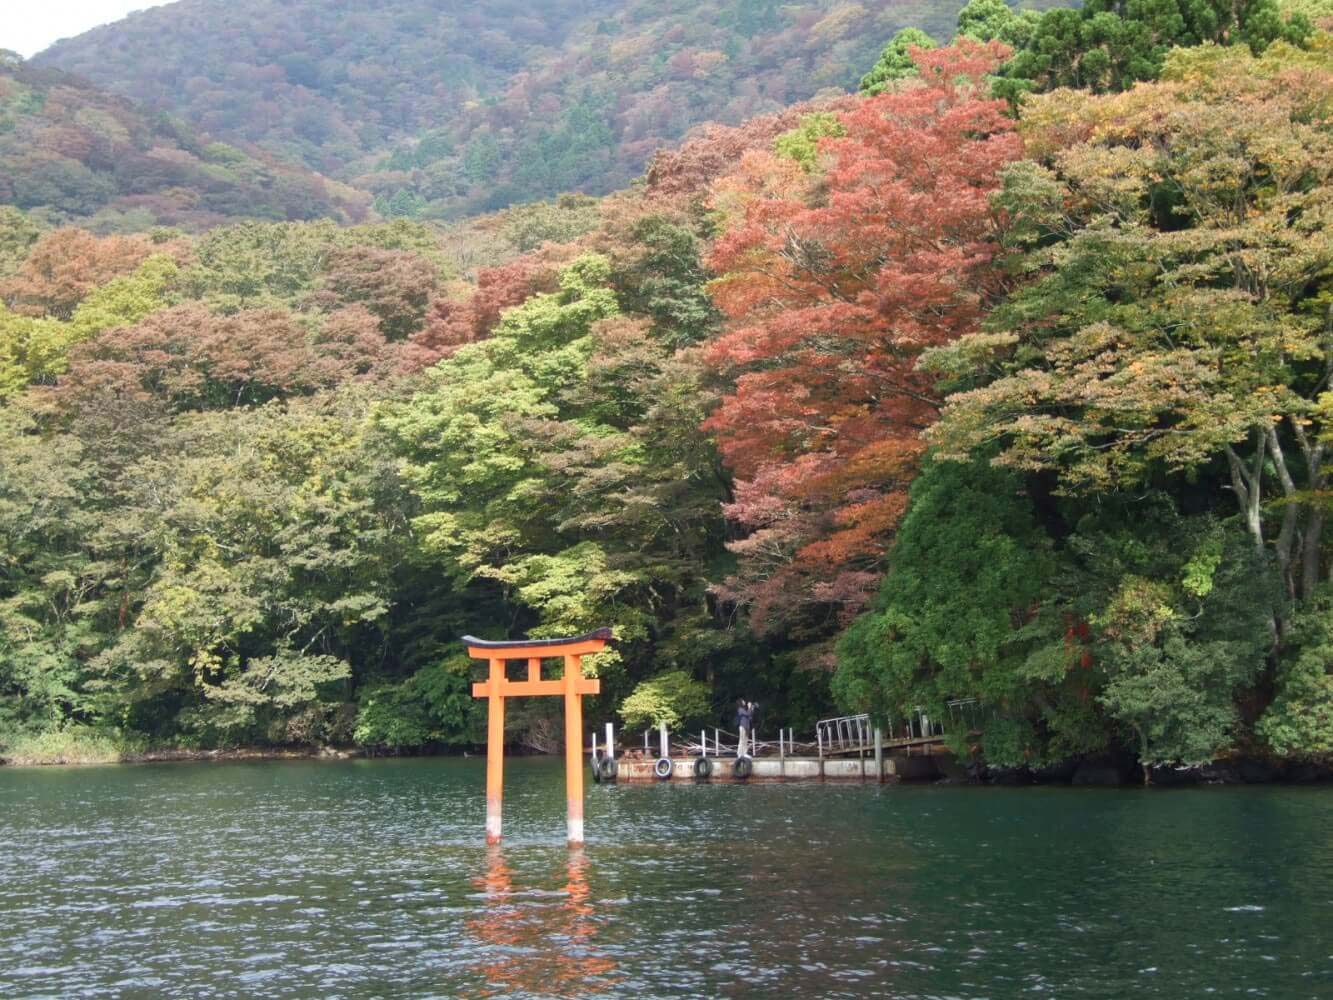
(0, 745), (398, 768)
(2, 744), (1329, 785)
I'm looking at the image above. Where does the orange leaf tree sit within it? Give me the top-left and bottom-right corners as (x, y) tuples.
(702, 40), (1023, 640)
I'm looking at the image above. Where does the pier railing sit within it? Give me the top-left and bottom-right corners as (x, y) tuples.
(603, 699), (986, 765)
(814, 709), (952, 756)
(816, 714), (874, 756)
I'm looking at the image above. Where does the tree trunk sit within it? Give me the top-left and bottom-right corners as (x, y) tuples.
(1225, 433), (1266, 560)
(1265, 426), (1302, 600)
(1302, 506), (1325, 600)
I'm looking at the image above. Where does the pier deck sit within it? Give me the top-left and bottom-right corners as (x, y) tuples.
(607, 748), (948, 784)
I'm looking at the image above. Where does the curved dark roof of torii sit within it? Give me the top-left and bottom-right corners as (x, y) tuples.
(461, 628), (613, 649)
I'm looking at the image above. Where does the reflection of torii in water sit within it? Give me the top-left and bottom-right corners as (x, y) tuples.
(466, 847), (619, 997)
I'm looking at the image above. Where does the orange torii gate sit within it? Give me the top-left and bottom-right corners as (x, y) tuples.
(465, 628), (610, 847)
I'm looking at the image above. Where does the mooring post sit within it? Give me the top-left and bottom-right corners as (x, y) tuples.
(658, 721), (668, 759)
(590, 729), (598, 764)
(485, 657), (505, 845)
(605, 722), (614, 760)
(701, 730), (706, 756)
(874, 727), (883, 783)
(564, 653), (585, 846)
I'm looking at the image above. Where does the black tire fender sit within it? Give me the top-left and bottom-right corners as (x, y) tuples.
(599, 756), (619, 781)
(694, 756), (713, 780)
(654, 756), (674, 779)
(733, 755), (753, 779)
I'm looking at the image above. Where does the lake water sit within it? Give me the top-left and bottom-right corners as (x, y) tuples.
(1, 757), (1329, 998)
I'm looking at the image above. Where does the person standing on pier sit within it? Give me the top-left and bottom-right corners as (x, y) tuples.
(736, 698), (754, 754)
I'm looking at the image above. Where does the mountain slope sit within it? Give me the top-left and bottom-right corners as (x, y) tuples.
(34, 0), (969, 217)
(0, 56), (370, 230)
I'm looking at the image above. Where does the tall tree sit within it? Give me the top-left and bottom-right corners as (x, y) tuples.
(983, 0), (1311, 99)
(926, 42), (1333, 605)
(703, 40), (1023, 641)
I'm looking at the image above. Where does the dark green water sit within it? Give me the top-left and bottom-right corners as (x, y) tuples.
(1, 759), (1329, 998)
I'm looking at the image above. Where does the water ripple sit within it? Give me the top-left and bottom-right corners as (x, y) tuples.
(0, 759), (1330, 998)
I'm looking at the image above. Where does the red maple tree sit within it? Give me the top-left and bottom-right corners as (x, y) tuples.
(702, 40), (1021, 637)
(401, 255), (560, 371)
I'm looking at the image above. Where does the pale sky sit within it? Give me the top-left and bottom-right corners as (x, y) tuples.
(4, 0), (174, 58)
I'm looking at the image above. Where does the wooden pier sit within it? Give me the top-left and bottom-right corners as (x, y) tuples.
(591, 713), (957, 786)
(607, 749), (946, 783)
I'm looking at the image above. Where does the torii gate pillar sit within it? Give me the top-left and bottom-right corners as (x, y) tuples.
(465, 629), (609, 847)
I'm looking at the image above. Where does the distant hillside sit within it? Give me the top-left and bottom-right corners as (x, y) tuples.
(0, 56), (370, 231)
(34, 0), (970, 218)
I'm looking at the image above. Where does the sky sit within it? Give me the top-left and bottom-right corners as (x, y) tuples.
(5, 0), (174, 58)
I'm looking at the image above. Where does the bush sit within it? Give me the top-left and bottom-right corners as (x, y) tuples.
(352, 658), (478, 749)
(1258, 588), (1333, 759)
(618, 670), (711, 731)
(0, 725), (142, 765)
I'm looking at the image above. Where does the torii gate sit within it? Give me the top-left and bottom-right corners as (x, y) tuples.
(465, 628), (610, 847)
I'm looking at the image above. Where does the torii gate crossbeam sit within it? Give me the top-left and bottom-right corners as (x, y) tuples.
(465, 628), (609, 846)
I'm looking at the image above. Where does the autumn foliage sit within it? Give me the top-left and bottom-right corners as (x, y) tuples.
(55, 304), (394, 416)
(403, 255), (559, 370)
(702, 40), (1022, 635)
(1, 229), (160, 319)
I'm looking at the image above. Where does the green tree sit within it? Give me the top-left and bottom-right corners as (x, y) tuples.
(833, 458), (1080, 763)
(991, 0), (1312, 99)
(1084, 513), (1276, 772)
(379, 250), (734, 731)
(859, 28), (937, 94)
(956, 0), (1041, 46)
(462, 133), (501, 183)
(92, 394), (408, 745)
(836, 461), (1275, 769)
(377, 256), (637, 641)
(773, 112), (846, 172)
(604, 215), (722, 348)
(619, 670), (712, 730)
(926, 49), (1333, 603)
(0, 406), (109, 742)
(1257, 586), (1333, 758)
(0, 206), (42, 279)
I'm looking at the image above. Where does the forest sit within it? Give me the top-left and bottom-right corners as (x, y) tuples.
(0, 56), (370, 230)
(32, 0), (992, 220)
(1, 0), (1331, 779)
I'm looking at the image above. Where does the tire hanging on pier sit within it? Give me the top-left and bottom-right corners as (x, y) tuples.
(694, 756), (713, 780)
(654, 757), (674, 779)
(733, 755), (753, 780)
(590, 756), (602, 784)
(599, 756), (618, 781)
